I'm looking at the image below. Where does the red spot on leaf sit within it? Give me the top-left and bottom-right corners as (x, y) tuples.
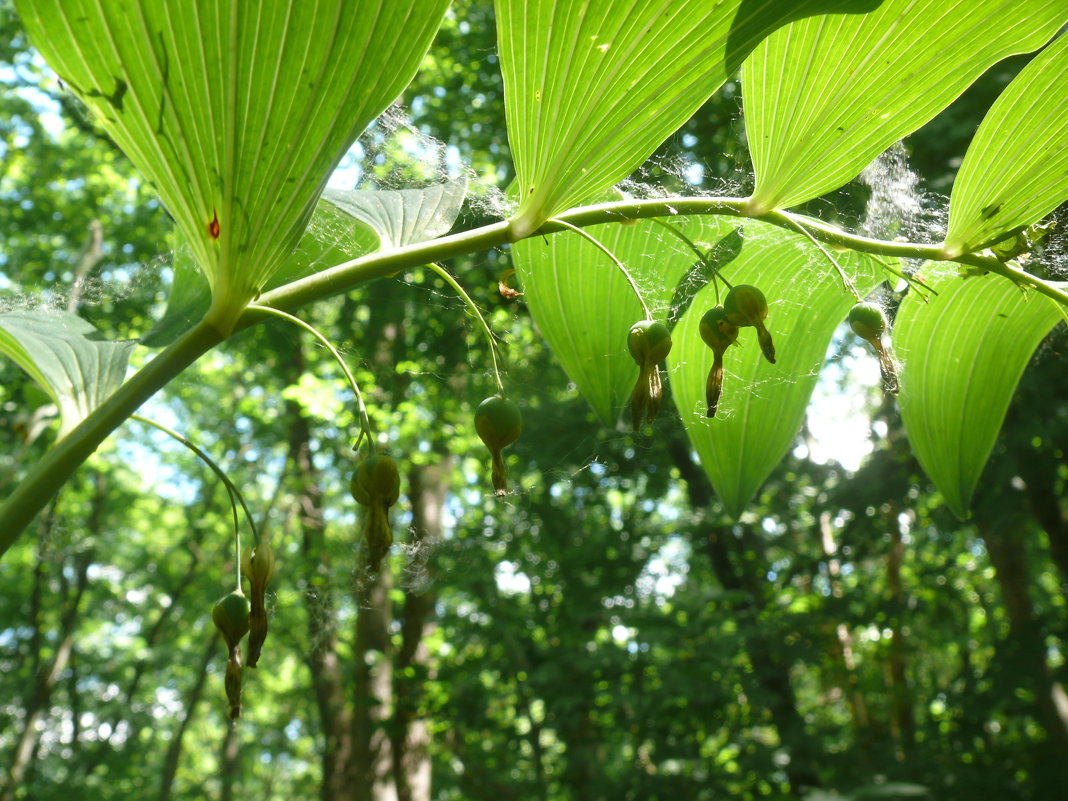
(208, 210), (220, 239)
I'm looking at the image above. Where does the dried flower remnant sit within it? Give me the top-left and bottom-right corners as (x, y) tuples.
(241, 541), (275, 668)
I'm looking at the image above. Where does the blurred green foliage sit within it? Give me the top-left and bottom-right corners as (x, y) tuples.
(1, 2), (1066, 801)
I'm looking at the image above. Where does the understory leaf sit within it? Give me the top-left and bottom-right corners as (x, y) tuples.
(15, 0), (450, 322)
(495, 0), (882, 237)
(668, 222), (884, 518)
(943, 34), (1068, 257)
(742, 0), (1065, 213)
(321, 179), (467, 250)
(895, 271), (1063, 519)
(0, 309), (137, 438)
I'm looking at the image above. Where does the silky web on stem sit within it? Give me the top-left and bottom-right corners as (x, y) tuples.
(548, 218), (651, 319)
(423, 262), (505, 394)
(247, 304), (375, 454)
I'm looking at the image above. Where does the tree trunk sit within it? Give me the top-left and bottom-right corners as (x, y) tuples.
(2, 551), (91, 801)
(158, 639), (216, 801)
(352, 558), (396, 801)
(818, 512), (870, 742)
(2, 482), (98, 801)
(285, 345), (356, 801)
(220, 722), (240, 801)
(1017, 457), (1068, 597)
(392, 458), (450, 801)
(981, 517), (1068, 755)
(666, 433), (821, 793)
(885, 507), (914, 759)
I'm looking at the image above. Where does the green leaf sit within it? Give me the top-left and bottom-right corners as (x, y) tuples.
(142, 199), (380, 347)
(496, 0), (883, 237)
(667, 221), (884, 518)
(943, 35), (1068, 257)
(0, 309), (137, 438)
(144, 181), (465, 348)
(143, 180), (467, 347)
(895, 272), (1063, 519)
(15, 0), (450, 327)
(743, 0), (1065, 213)
(322, 179), (467, 250)
(511, 219), (697, 424)
(514, 216), (885, 519)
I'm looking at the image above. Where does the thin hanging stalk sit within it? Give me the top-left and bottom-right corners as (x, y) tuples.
(771, 210), (860, 301)
(423, 262), (505, 394)
(129, 414), (257, 586)
(247, 304), (375, 453)
(651, 218), (735, 300)
(549, 218), (651, 318)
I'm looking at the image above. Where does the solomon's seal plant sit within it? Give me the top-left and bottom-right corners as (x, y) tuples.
(1, 3), (1066, 594)
(475, 395), (523, 495)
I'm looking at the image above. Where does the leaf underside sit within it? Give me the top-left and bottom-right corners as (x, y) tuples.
(15, 0), (451, 309)
(143, 181), (467, 347)
(514, 216), (886, 518)
(667, 221), (885, 519)
(944, 33), (1068, 256)
(895, 271), (1063, 519)
(743, 0), (1065, 212)
(321, 179), (468, 251)
(0, 310), (137, 438)
(496, 0), (884, 234)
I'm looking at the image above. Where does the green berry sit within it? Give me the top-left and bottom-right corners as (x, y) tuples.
(627, 320), (672, 366)
(212, 590), (250, 649)
(847, 302), (887, 341)
(723, 285), (769, 327)
(475, 395), (522, 452)
(699, 306), (738, 352)
(350, 454), (401, 507)
(475, 395), (522, 495)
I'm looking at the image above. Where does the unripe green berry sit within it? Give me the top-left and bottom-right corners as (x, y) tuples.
(212, 590), (250, 649)
(627, 320), (672, 366)
(847, 302), (887, 341)
(475, 395), (522, 495)
(350, 454), (401, 507)
(699, 306), (738, 352)
(475, 395), (522, 452)
(723, 285), (769, 327)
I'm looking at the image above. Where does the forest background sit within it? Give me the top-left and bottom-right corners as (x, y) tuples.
(1, 2), (1066, 800)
